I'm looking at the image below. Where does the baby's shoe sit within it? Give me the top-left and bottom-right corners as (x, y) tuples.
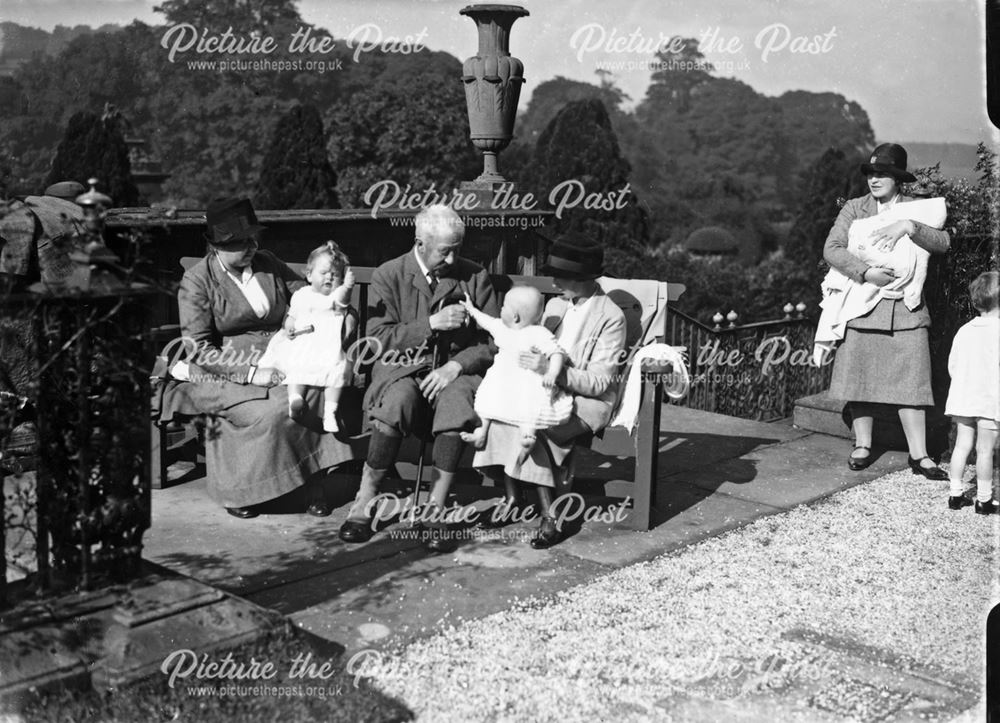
(323, 408), (339, 433)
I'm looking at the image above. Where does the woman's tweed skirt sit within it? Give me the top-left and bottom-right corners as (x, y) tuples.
(829, 325), (934, 406)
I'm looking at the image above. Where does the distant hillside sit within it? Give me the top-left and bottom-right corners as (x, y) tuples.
(902, 142), (982, 182)
(0, 22), (121, 75)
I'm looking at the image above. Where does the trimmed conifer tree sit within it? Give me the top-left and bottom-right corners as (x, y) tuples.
(46, 110), (140, 206)
(255, 104), (339, 209)
(527, 98), (650, 276)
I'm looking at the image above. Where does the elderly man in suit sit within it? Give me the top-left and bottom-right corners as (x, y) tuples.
(338, 204), (499, 551)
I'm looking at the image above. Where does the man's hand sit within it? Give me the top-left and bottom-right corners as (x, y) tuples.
(870, 220), (915, 252)
(419, 361), (462, 402)
(250, 366), (284, 387)
(518, 346), (548, 374)
(429, 303), (467, 332)
(863, 266), (897, 287)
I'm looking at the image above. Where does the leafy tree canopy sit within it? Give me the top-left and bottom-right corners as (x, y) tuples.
(325, 60), (480, 207)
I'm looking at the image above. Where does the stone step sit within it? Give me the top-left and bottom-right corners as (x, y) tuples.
(793, 391), (950, 455)
(0, 562), (283, 702)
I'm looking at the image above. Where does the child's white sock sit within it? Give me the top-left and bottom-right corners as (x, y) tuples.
(977, 478), (994, 503)
(949, 478), (965, 498)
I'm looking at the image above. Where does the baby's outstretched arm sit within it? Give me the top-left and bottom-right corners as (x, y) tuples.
(542, 351), (565, 389)
(462, 293), (506, 339)
(331, 267), (356, 307)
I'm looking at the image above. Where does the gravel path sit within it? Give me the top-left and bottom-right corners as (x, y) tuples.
(356, 468), (998, 722)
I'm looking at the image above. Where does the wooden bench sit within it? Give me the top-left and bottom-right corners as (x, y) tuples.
(151, 258), (685, 531)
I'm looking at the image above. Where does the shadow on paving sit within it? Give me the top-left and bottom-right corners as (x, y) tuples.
(574, 429), (782, 529)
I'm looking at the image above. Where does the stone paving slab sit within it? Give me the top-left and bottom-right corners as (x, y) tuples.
(671, 432), (910, 509)
(270, 541), (610, 655)
(555, 483), (787, 567)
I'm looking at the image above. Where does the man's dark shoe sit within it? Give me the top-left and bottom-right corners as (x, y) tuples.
(424, 526), (459, 554)
(974, 499), (999, 515)
(226, 506), (259, 519)
(307, 499), (332, 517)
(339, 519), (374, 542)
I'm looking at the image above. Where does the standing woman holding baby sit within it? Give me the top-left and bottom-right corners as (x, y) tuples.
(823, 143), (950, 477)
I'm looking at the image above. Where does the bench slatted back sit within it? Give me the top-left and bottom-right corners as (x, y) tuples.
(177, 257), (683, 348)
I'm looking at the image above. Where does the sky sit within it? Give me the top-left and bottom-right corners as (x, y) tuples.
(0, 0), (993, 145)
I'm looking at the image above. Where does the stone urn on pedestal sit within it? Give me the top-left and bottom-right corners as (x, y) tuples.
(459, 4), (529, 207)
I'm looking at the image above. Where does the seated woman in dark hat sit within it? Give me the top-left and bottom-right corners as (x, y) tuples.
(157, 198), (356, 517)
(472, 232), (627, 548)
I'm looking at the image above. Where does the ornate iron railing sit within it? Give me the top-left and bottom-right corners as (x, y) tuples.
(665, 305), (832, 421)
(1, 287), (154, 607)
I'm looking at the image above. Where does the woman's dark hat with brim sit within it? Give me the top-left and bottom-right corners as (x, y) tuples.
(538, 230), (605, 281)
(860, 143), (917, 183)
(205, 197), (265, 246)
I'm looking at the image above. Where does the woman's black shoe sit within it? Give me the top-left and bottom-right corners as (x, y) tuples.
(974, 499), (999, 515)
(529, 518), (561, 549)
(948, 495), (971, 510)
(226, 506), (259, 519)
(908, 456), (948, 481)
(848, 446), (872, 471)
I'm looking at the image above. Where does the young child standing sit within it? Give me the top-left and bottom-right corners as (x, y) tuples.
(460, 286), (573, 465)
(257, 241), (355, 433)
(945, 270), (1000, 514)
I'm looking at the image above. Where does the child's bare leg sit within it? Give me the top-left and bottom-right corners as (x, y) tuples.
(288, 383), (306, 419)
(323, 384), (342, 433)
(514, 425), (538, 468)
(460, 419), (491, 449)
(975, 423), (998, 502)
(949, 420), (975, 498)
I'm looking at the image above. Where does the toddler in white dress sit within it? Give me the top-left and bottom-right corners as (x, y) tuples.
(460, 286), (573, 465)
(945, 271), (1000, 514)
(257, 241), (354, 433)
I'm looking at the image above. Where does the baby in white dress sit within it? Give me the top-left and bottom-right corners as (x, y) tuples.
(257, 241), (354, 432)
(460, 286), (573, 464)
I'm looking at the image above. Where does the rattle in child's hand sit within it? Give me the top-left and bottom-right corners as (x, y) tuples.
(461, 293), (476, 313)
(288, 325), (315, 339)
